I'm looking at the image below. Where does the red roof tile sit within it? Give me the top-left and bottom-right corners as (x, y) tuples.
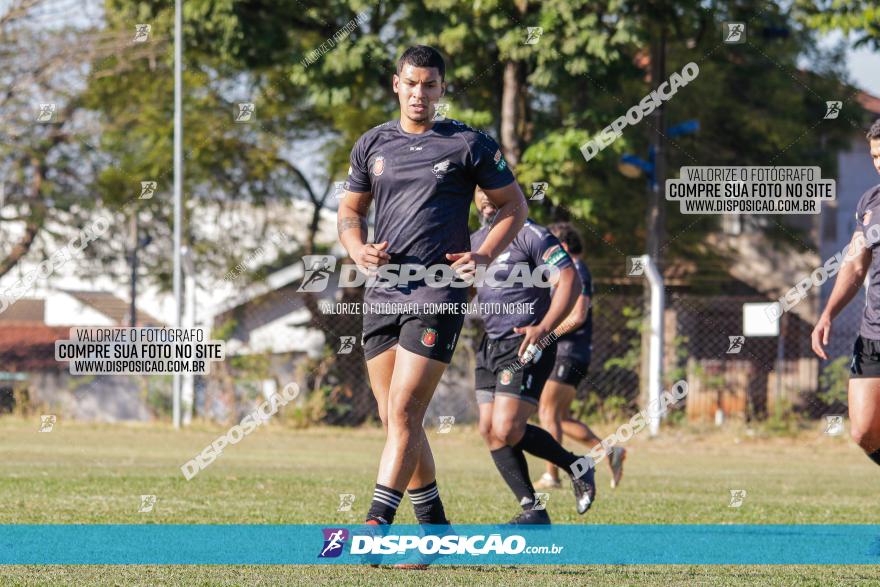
(0, 322), (72, 372)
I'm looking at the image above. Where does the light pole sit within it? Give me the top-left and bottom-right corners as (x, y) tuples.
(181, 246), (195, 426)
(172, 0), (183, 429)
(620, 119), (698, 427)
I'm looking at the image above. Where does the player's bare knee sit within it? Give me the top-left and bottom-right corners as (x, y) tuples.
(478, 418), (493, 444)
(493, 420), (524, 446)
(388, 404), (421, 432)
(538, 403), (555, 426)
(851, 426), (880, 452)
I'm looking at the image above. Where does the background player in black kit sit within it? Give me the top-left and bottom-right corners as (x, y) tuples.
(471, 189), (596, 524)
(812, 118), (880, 469)
(337, 46), (528, 529)
(535, 222), (626, 491)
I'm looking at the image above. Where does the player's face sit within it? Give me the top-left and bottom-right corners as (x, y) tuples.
(870, 139), (880, 176)
(393, 64), (445, 124)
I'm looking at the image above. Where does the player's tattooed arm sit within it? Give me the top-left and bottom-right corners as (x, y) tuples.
(337, 216), (367, 235)
(337, 191), (372, 240)
(337, 190), (389, 269)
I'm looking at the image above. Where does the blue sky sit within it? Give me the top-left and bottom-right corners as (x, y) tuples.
(847, 46), (880, 96)
(820, 31), (880, 96)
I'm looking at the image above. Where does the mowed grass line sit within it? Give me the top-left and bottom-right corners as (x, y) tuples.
(1, 417), (878, 585)
(2, 564), (880, 586)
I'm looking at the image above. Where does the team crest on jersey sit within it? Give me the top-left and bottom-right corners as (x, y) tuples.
(372, 156), (385, 177)
(432, 159), (451, 179)
(493, 150), (507, 172)
(499, 369), (513, 385)
(542, 244), (568, 266)
(421, 328), (438, 347)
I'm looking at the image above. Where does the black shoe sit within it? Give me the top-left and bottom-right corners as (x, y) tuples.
(507, 508), (551, 525)
(572, 458), (596, 514)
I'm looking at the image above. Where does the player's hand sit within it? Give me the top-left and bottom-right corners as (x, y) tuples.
(354, 241), (390, 275)
(446, 251), (491, 283)
(513, 324), (549, 363)
(811, 314), (832, 360)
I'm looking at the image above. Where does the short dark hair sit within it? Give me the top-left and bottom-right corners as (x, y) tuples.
(397, 45), (445, 81)
(548, 222), (583, 255)
(868, 118), (880, 141)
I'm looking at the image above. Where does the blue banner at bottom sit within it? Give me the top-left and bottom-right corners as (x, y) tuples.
(1, 524), (879, 565)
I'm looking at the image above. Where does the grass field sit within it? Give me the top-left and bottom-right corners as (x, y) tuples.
(1, 416), (879, 585)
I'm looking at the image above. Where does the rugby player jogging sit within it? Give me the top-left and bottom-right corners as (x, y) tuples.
(812, 119), (880, 469)
(472, 189), (597, 524)
(338, 46), (528, 532)
(535, 222), (626, 491)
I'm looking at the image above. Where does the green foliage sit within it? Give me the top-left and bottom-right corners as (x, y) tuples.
(603, 304), (644, 374)
(1, 0), (864, 288)
(795, 0), (880, 49)
(818, 356), (851, 406)
(573, 391), (631, 424)
(763, 395), (806, 436)
(666, 335), (690, 386)
(142, 375), (174, 419)
(305, 384), (354, 425)
(688, 361), (726, 393)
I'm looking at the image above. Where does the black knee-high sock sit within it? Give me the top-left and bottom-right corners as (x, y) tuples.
(408, 480), (449, 524)
(366, 483), (403, 524)
(869, 449), (880, 467)
(515, 424), (587, 477)
(491, 446), (536, 510)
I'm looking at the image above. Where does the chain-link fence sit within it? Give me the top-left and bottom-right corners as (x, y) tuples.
(1, 281), (863, 429)
(181, 285), (863, 428)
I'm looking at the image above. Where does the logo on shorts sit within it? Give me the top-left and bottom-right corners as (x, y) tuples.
(499, 369), (513, 385)
(372, 156), (385, 177)
(421, 328), (438, 347)
(447, 331), (458, 351)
